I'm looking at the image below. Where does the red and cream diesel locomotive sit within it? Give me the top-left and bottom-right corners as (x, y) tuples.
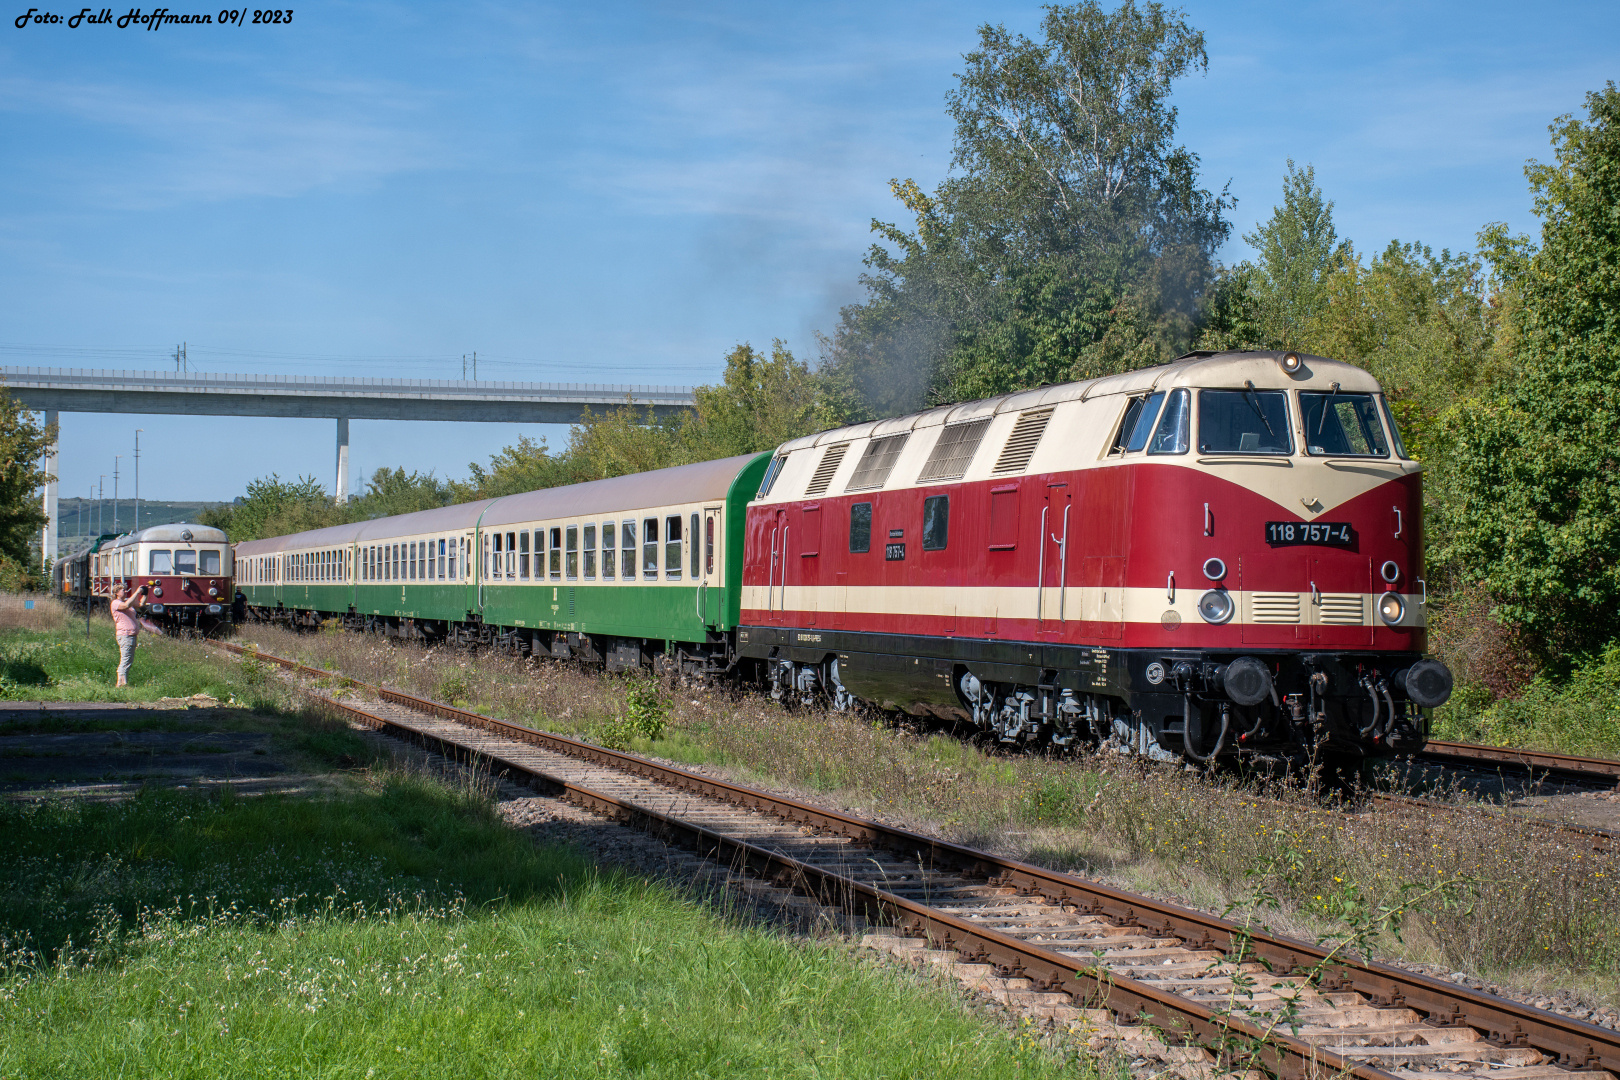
(734, 350), (1452, 766)
(56, 523), (235, 630)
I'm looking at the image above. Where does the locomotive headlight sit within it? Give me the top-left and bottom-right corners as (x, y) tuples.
(1197, 589), (1235, 624)
(1279, 351), (1302, 374)
(1378, 592), (1405, 626)
(208, 587), (218, 597)
(153, 587), (163, 598)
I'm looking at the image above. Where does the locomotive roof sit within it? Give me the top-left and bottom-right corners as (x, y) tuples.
(232, 453), (764, 554)
(106, 523), (228, 548)
(771, 350), (1382, 454)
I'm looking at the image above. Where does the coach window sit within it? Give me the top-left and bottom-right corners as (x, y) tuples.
(642, 518), (658, 578)
(549, 527), (562, 578)
(689, 513), (700, 576)
(565, 526), (579, 579)
(519, 531), (530, 579)
(849, 502), (872, 553)
(664, 515), (682, 578)
(704, 515), (715, 575)
(602, 522), (616, 579)
(620, 520), (636, 580)
(448, 539), (458, 581)
(1147, 388), (1191, 455)
(200, 550), (221, 575)
(583, 525), (597, 579)
(923, 495), (949, 551)
(505, 532), (517, 579)
(394, 544), (401, 580)
(176, 549), (197, 575)
(149, 550), (172, 574)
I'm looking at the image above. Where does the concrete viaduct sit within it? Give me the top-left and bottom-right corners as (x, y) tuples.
(1, 367), (698, 561)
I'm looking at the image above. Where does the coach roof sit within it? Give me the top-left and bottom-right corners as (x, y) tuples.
(232, 454), (765, 555)
(478, 453), (762, 528)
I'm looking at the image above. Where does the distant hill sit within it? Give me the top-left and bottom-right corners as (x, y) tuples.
(54, 499), (228, 557)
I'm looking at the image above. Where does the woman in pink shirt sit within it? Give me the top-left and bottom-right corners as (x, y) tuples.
(109, 582), (149, 687)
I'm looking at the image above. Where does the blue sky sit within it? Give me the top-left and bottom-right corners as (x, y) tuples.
(2, 0), (1614, 502)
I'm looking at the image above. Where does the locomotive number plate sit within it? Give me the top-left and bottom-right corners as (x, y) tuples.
(1266, 521), (1354, 547)
(885, 543), (906, 561)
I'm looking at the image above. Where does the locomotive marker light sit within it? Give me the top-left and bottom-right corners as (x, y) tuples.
(1201, 557), (1226, 580)
(1197, 589), (1234, 624)
(1380, 560), (1400, 584)
(1378, 592), (1405, 626)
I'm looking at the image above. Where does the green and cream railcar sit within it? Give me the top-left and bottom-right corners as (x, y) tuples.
(233, 454), (769, 670)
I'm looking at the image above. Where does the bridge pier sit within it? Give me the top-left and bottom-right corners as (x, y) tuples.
(41, 410), (57, 570)
(335, 416), (350, 503)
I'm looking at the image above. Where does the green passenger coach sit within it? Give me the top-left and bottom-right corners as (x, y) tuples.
(233, 453), (770, 673)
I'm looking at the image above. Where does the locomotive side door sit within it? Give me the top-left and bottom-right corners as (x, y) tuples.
(701, 506), (723, 627)
(768, 508), (787, 624)
(1038, 484), (1071, 636)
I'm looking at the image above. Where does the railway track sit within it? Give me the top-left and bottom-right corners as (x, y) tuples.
(1367, 791), (1618, 855)
(215, 641), (1619, 1080)
(1412, 741), (1620, 789)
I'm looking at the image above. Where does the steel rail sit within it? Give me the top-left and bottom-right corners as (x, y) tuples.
(1369, 791), (1617, 855)
(215, 641), (1620, 1078)
(1416, 740), (1620, 788)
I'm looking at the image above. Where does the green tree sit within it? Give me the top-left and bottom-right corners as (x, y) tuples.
(199, 475), (342, 542)
(1439, 83), (1620, 658)
(0, 390), (53, 579)
(348, 467), (453, 519)
(823, 1), (1231, 417)
(459, 340), (826, 500)
(682, 340), (823, 456)
(1238, 161), (1348, 348)
(1306, 241), (1499, 459)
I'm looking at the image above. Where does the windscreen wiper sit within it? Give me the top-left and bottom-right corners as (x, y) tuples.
(1243, 380), (1277, 437)
(1317, 380), (1341, 435)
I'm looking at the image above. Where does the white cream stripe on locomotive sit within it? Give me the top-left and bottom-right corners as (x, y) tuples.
(741, 585), (1424, 629)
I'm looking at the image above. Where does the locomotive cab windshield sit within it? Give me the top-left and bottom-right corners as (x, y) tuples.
(1299, 390), (1391, 457)
(1198, 387), (1293, 455)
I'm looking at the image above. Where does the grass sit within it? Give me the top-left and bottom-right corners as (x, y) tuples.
(0, 768), (1092, 1079)
(0, 597), (259, 707)
(1433, 643), (1620, 759)
(232, 625), (1620, 1013)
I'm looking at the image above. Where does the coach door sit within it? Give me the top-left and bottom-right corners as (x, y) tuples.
(1038, 484), (1071, 636)
(701, 507), (723, 627)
